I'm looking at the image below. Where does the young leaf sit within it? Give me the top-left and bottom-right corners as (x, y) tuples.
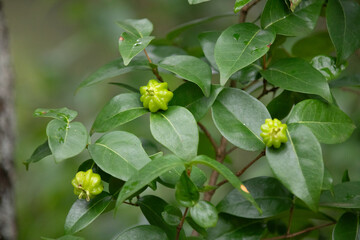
(327, 0), (360, 63)
(198, 31), (220, 69)
(64, 192), (112, 234)
(34, 107), (78, 122)
(118, 32), (154, 66)
(261, 0), (323, 36)
(88, 131), (151, 181)
(310, 55), (346, 81)
(287, 99), (356, 144)
(46, 120), (88, 162)
(91, 93), (148, 133)
(215, 23), (275, 85)
(150, 106), (198, 161)
(212, 88), (270, 151)
(161, 205), (182, 226)
(266, 125), (323, 211)
(158, 55), (212, 97)
(117, 18), (153, 38)
(113, 225), (168, 240)
(217, 177), (292, 219)
(175, 171), (200, 207)
(24, 140), (52, 170)
(320, 182), (360, 209)
(116, 155), (184, 209)
(332, 212), (359, 240)
(190, 200), (218, 228)
(190, 155), (262, 213)
(234, 0), (251, 13)
(260, 58), (333, 102)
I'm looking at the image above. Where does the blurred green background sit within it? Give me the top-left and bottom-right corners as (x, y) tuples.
(3, 0), (360, 239)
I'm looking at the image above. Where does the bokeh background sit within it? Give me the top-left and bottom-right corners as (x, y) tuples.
(2, 0), (360, 239)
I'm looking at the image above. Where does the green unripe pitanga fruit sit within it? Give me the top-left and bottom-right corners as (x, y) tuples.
(140, 79), (173, 112)
(260, 118), (288, 148)
(72, 169), (103, 201)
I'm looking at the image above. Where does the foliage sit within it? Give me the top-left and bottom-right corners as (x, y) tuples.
(26, 0), (360, 239)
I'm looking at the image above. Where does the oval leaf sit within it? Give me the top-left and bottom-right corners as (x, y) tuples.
(212, 88), (270, 151)
(88, 131), (151, 181)
(266, 125), (324, 211)
(46, 120), (88, 162)
(190, 200), (218, 228)
(320, 182), (360, 209)
(260, 58), (333, 102)
(64, 193), (112, 234)
(215, 23), (275, 85)
(287, 99), (356, 144)
(117, 18), (153, 37)
(92, 93), (148, 133)
(198, 31), (220, 69)
(24, 140), (52, 170)
(159, 55), (212, 97)
(332, 212), (359, 240)
(34, 107), (77, 122)
(175, 171), (200, 207)
(150, 106), (198, 161)
(118, 33), (154, 66)
(114, 225), (168, 240)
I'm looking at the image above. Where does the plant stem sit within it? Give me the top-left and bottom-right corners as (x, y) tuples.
(286, 198), (295, 235)
(257, 86), (278, 100)
(239, 0), (262, 23)
(198, 122), (218, 150)
(262, 222), (336, 240)
(176, 207), (189, 240)
(123, 201), (139, 207)
(143, 49), (164, 82)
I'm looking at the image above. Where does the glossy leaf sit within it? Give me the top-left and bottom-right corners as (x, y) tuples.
(320, 182), (360, 209)
(116, 155), (184, 209)
(175, 171), (200, 207)
(217, 177), (292, 219)
(190, 201), (218, 228)
(159, 165), (207, 188)
(198, 31), (220, 69)
(261, 0), (323, 36)
(118, 32), (154, 66)
(260, 58), (333, 102)
(161, 205), (182, 226)
(287, 99), (356, 144)
(34, 107), (77, 122)
(46, 120), (88, 162)
(214, 23), (275, 85)
(267, 125), (323, 211)
(88, 131), (151, 181)
(92, 93), (148, 133)
(310, 56), (346, 81)
(332, 212), (359, 240)
(159, 55), (212, 97)
(117, 18), (153, 38)
(212, 88), (270, 151)
(327, 0), (360, 63)
(234, 0), (251, 12)
(191, 155), (261, 213)
(150, 106), (198, 161)
(77, 57), (149, 90)
(267, 91), (296, 120)
(113, 225), (168, 240)
(64, 193), (112, 234)
(292, 32), (334, 59)
(329, 74), (360, 88)
(24, 140), (52, 170)
(138, 195), (186, 240)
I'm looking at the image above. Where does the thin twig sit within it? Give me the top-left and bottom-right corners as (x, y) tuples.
(198, 122), (218, 150)
(225, 146), (238, 155)
(123, 201), (139, 207)
(143, 49), (164, 82)
(239, 0), (262, 23)
(262, 222), (336, 240)
(176, 207), (189, 240)
(257, 86), (278, 100)
(286, 198), (295, 235)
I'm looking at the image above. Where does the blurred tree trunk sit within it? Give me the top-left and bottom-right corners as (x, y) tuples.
(0, 0), (17, 239)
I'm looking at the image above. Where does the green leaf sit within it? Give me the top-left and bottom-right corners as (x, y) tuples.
(198, 31), (220, 69)
(329, 74), (360, 88)
(77, 57), (149, 90)
(231, 62), (262, 85)
(161, 205), (182, 226)
(342, 170), (350, 183)
(260, 58), (333, 102)
(175, 171), (200, 207)
(188, 0), (210, 4)
(78, 159), (111, 183)
(116, 155), (184, 209)
(215, 222), (266, 239)
(46, 120), (88, 162)
(24, 140), (52, 170)
(113, 225), (168, 240)
(261, 0), (323, 36)
(146, 45), (187, 64)
(137, 195), (186, 240)
(170, 82), (223, 121)
(310, 55), (347, 81)
(108, 82), (139, 92)
(159, 55), (212, 97)
(190, 201), (218, 228)
(327, 0), (360, 63)
(212, 88), (270, 151)
(217, 177), (292, 219)
(234, 0), (251, 13)
(117, 18), (153, 38)
(91, 93), (148, 133)
(287, 99), (356, 144)
(64, 192), (112, 234)
(322, 168), (334, 191)
(34, 107), (77, 122)
(150, 106), (198, 161)
(215, 23), (275, 85)
(159, 165), (207, 188)
(320, 182), (360, 208)
(292, 32), (334, 59)
(267, 90), (297, 120)
(266, 125), (323, 211)
(190, 155), (261, 213)
(88, 131), (151, 181)
(332, 212), (359, 240)
(118, 32), (154, 66)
